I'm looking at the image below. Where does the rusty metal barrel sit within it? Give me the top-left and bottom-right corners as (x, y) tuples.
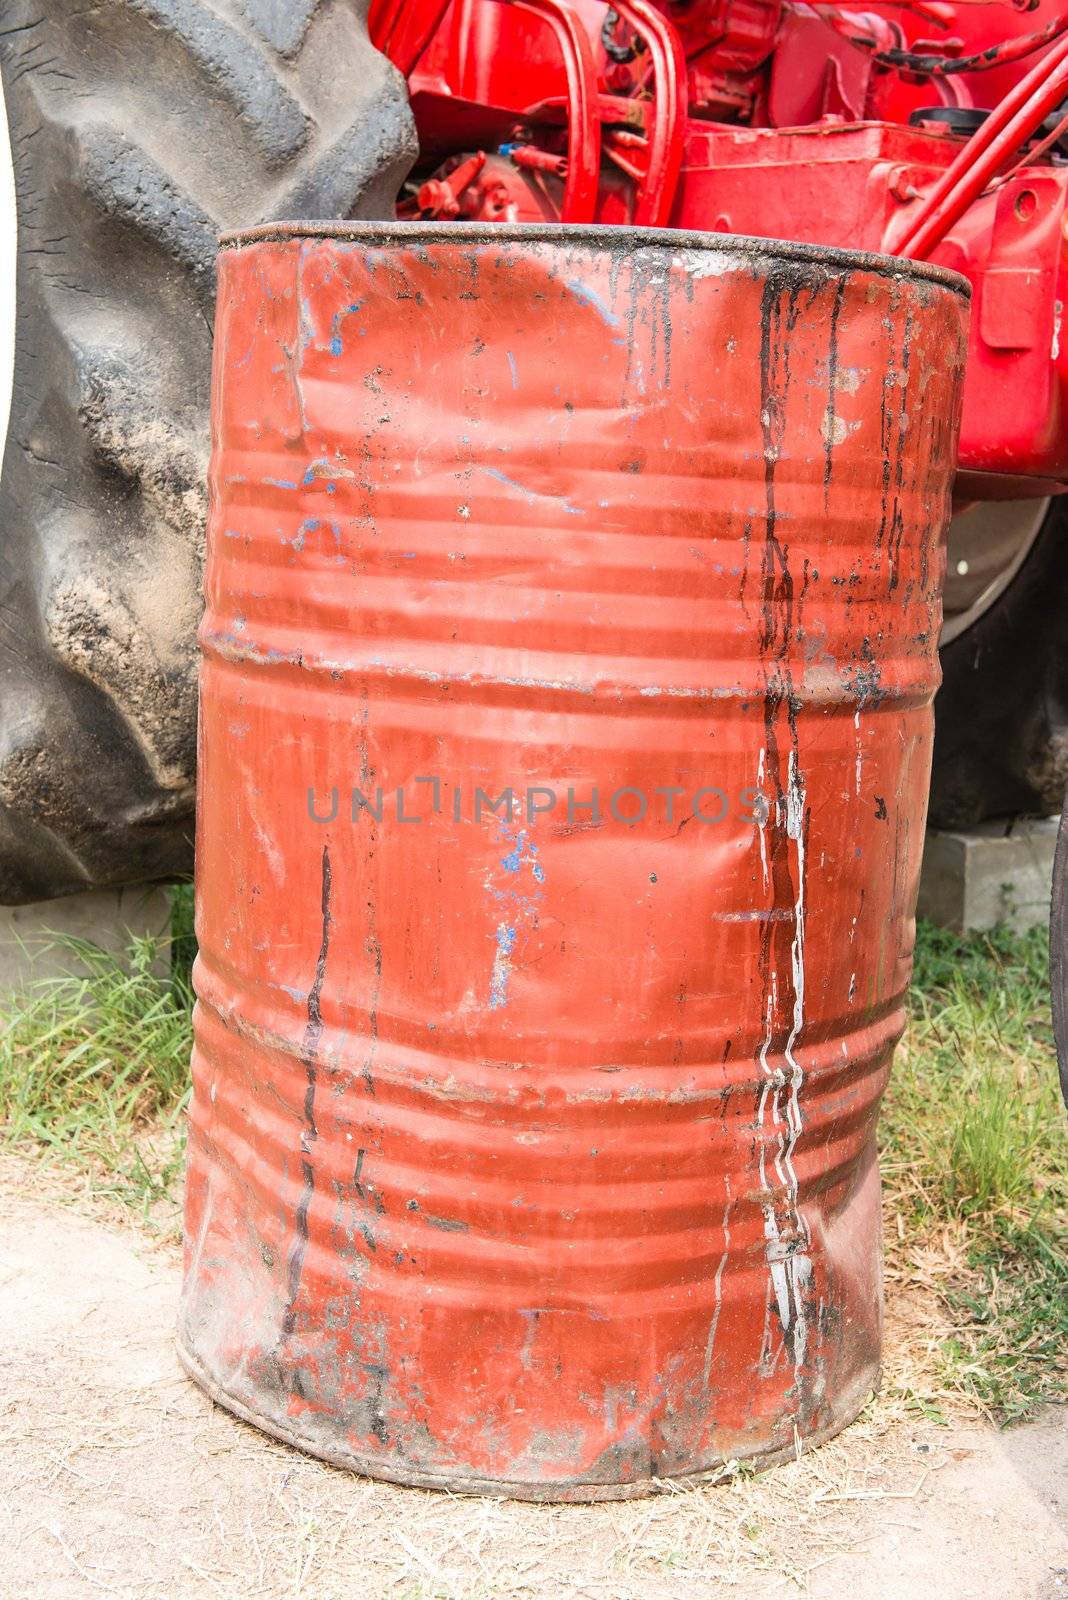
(180, 222), (968, 1499)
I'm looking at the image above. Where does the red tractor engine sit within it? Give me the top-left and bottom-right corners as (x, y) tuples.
(370, 0), (1068, 495)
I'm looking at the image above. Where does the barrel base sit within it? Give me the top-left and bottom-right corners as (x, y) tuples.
(177, 1338), (878, 1503)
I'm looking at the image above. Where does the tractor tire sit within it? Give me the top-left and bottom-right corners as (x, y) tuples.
(930, 495), (1068, 829)
(0, 1), (415, 903)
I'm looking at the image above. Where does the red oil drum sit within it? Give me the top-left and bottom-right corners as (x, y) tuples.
(180, 223), (968, 1499)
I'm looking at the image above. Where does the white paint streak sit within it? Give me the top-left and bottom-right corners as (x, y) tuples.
(703, 1184), (733, 1389)
(757, 751), (814, 1385)
(756, 747), (769, 890)
(680, 251), (748, 280)
(781, 749), (813, 1376)
(757, 989), (793, 1337)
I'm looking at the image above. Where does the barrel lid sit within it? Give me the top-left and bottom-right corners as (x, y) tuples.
(219, 220), (970, 298)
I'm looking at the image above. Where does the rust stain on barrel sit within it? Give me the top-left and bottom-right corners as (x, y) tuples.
(179, 222), (969, 1500)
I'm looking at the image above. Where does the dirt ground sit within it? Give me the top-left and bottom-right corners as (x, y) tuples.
(1, 1163), (1065, 1600)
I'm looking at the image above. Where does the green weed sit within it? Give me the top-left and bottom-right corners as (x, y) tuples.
(0, 896), (193, 1220)
(883, 920), (1067, 1420)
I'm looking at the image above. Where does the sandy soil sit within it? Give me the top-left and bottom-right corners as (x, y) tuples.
(1, 1168), (1065, 1600)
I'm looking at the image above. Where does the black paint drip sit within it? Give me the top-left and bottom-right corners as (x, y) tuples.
(282, 843), (332, 1340)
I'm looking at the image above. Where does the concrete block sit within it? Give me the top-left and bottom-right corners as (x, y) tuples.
(917, 817), (1058, 933)
(0, 885), (173, 1000)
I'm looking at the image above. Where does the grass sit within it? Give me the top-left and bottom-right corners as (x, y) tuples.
(0, 884), (194, 1221)
(0, 888), (1063, 1420)
(881, 920), (1068, 1422)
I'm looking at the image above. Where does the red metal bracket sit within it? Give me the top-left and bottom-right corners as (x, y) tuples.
(609, 0), (686, 226)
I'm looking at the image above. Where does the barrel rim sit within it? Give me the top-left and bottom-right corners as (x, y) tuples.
(218, 220), (971, 297)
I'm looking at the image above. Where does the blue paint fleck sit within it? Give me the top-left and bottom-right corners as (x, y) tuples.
(482, 466), (584, 517)
(485, 828), (545, 1006)
(566, 278), (620, 328)
(303, 458), (336, 486)
(489, 924), (517, 1010)
(506, 350), (518, 389)
(484, 466), (530, 497)
(498, 830), (544, 880)
(328, 301), (364, 356)
(264, 477), (298, 490)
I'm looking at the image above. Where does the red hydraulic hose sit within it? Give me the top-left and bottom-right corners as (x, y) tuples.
(875, 12), (1068, 76)
(894, 28), (1068, 259)
(984, 106), (1068, 197)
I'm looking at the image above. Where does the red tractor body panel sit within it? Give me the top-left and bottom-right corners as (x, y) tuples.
(373, 0), (1068, 492)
